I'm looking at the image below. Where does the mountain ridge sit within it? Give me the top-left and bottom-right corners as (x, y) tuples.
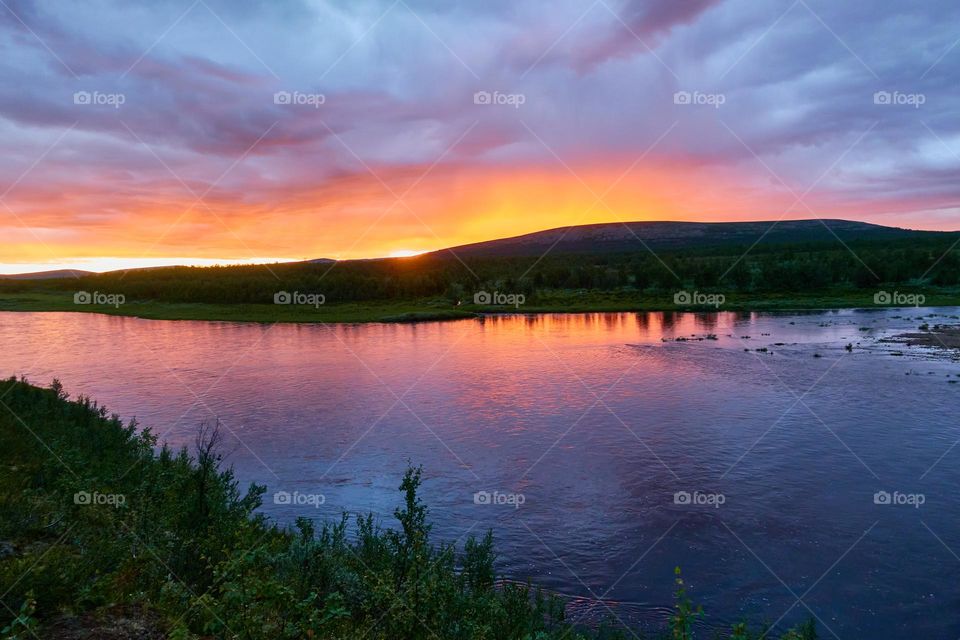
(430, 219), (935, 258)
(2, 219), (951, 277)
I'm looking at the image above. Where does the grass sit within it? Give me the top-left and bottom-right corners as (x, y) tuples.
(0, 377), (818, 639)
(0, 292), (479, 323)
(1, 288), (957, 324)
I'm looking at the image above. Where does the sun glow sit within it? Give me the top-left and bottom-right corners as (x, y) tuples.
(1, 162), (910, 275)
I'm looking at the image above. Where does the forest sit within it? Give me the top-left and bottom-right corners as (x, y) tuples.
(1, 235), (957, 310)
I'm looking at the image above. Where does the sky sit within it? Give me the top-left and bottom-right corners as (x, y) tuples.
(1, 0), (959, 273)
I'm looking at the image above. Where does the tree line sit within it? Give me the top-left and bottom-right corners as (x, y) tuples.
(2, 236), (957, 305)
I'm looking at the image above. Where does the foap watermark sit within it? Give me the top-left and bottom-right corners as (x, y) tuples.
(473, 490), (525, 509)
(273, 490), (326, 508)
(674, 490), (725, 508)
(274, 291), (325, 308)
(74, 290), (125, 308)
(674, 290), (725, 308)
(874, 290), (925, 307)
(473, 290), (525, 308)
(873, 90), (925, 109)
(874, 490), (924, 509)
(73, 90), (125, 109)
(274, 90), (326, 108)
(673, 90), (725, 108)
(74, 490), (126, 508)
(473, 90), (525, 109)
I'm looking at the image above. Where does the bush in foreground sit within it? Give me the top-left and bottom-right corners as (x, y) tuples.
(0, 378), (815, 639)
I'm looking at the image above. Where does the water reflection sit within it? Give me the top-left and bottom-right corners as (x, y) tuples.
(1, 309), (958, 638)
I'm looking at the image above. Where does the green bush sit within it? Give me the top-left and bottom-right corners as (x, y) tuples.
(0, 378), (816, 639)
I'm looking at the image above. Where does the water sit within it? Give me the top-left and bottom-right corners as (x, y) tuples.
(2, 308), (959, 637)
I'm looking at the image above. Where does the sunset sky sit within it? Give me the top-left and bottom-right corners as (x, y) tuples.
(1, 0), (959, 273)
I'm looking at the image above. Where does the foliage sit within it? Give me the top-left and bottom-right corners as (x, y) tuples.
(0, 594), (38, 640)
(0, 378), (817, 639)
(1, 235), (958, 310)
(670, 567), (702, 640)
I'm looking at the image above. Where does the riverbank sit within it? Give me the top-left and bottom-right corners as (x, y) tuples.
(1, 289), (956, 324)
(0, 292), (479, 323)
(0, 377), (817, 639)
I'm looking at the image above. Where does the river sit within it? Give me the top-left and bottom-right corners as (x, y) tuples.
(2, 308), (958, 637)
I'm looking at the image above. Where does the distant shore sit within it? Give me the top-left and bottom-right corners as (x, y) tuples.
(1, 290), (958, 324)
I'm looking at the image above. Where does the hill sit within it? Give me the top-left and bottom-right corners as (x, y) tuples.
(0, 218), (957, 322)
(434, 219), (932, 258)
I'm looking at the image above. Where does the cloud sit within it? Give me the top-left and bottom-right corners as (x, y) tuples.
(574, 0), (723, 70)
(1, 0), (959, 268)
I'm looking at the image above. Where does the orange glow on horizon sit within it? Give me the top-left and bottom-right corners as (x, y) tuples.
(2, 161), (955, 275)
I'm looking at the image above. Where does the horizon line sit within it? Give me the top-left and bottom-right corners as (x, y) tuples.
(1, 216), (955, 276)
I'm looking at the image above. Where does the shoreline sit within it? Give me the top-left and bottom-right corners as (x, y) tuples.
(0, 377), (819, 639)
(0, 291), (958, 324)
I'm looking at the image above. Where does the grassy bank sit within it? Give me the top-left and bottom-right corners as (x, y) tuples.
(0, 378), (818, 639)
(1, 289), (956, 324)
(2, 234), (958, 323)
(0, 292), (479, 323)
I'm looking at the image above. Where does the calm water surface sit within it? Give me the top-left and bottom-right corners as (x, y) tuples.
(2, 309), (959, 637)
